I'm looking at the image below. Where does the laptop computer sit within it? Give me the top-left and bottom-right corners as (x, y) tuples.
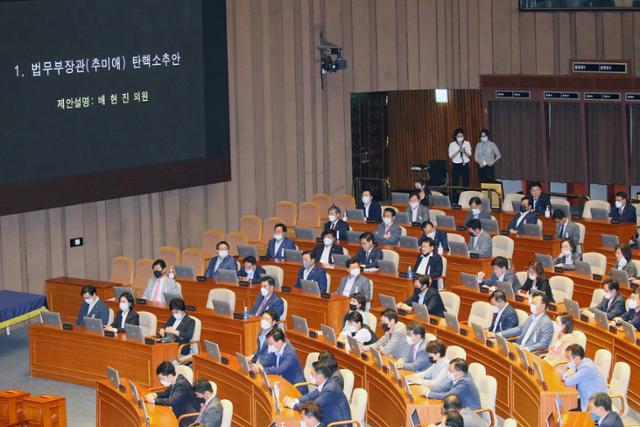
(235, 352), (251, 375)
(124, 324), (146, 343)
(295, 228), (315, 241)
(346, 230), (363, 243)
(260, 367), (271, 389)
(42, 311), (62, 329)
(113, 286), (134, 300)
(346, 334), (362, 356)
(435, 215), (455, 229)
(590, 207), (609, 220)
(620, 320), (637, 344)
(412, 303), (430, 322)
(291, 315), (309, 335)
(163, 292), (182, 305)
(573, 260), (592, 276)
(332, 254), (349, 267)
(378, 294), (397, 311)
(391, 192), (410, 205)
(470, 322), (486, 343)
(399, 236), (419, 249)
(107, 366), (120, 388)
(535, 253), (554, 269)
(320, 324), (337, 346)
(377, 260), (397, 274)
(345, 208), (365, 221)
(284, 249), (303, 263)
(551, 203), (570, 217)
(601, 234), (619, 248)
(212, 300), (233, 316)
(444, 313), (460, 333)
(431, 194), (451, 208)
(532, 358), (545, 383)
(449, 241), (469, 256)
(592, 308), (610, 329)
(495, 334), (510, 356)
(204, 340), (221, 362)
(83, 317), (104, 335)
(174, 265), (195, 279)
(217, 269), (239, 285)
(300, 279), (321, 296)
(480, 218), (499, 233)
(610, 268), (630, 286)
(409, 408), (422, 427)
(388, 360), (401, 381)
(395, 212), (410, 225)
(371, 349), (384, 369)
(495, 280), (515, 299)
(460, 272), (480, 291)
(237, 245), (259, 259)
(563, 299), (580, 319)
(516, 346), (530, 370)
(523, 223), (542, 237)
(128, 380), (140, 402)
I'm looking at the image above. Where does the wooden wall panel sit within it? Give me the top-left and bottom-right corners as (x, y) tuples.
(5, 1), (640, 293)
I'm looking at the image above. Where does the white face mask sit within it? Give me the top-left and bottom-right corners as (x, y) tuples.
(427, 231), (436, 239)
(274, 233), (283, 241)
(160, 378), (172, 387)
(309, 375), (318, 385)
(84, 297), (93, 305)
(350, 268), (361, 277)
(618, 257), (627, 268)
(362, 196), (371, 204)
(530, 304), (538, 315)
(383, 217), (393, 225)
(260, 319), (272, 330)
(119, 302), (129, 312)
(218, 250), (229, 258)
(173, 312), (184, 321)
(409, 201), (419, 209)
(604, 291), (612, 300)
(567, 361), (576, 371)
(480, 136), (488, 142)
(472, 208), (481, 215)
(528, 273), (537, 281)
(490, 305), (500, 314)
(348, 324), (358, 334)
(629, 299), (638, 310)
(456, 137), (464, 143)
(415, 184), (422, 190)
(328, 214), (337, 222)
(406, 336), (414, 346)
(323, 237), (333, 246)
(267, 344), (277, 353)
(260, 287), (270, 297)
(562, 249), (572, 257)
(615, 200), (623, 209)
(447, 371), (456, 381)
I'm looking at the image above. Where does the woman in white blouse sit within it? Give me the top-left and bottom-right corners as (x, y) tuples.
(342, 311), (377, 347)
(406, 339), (450, 390)
(448, 128), (471, 203)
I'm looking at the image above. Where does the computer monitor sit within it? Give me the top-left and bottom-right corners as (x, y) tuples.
(377, 260), (397, 274)
(495, 334), (510, 356)
(42, 311), (62, 329)
(431, 194), (451, 208)
(460, 272), (480, 291)
(470, 322), (486, 343)
(295, 228), (315, 241)
(535, 253), (554, 269)
(391, 192), (410, 205)
(212, 300), (233, 316)
(173, 265), (195, 279)
(291, 315), (309, 335)
(480, 218), (499, 233)
(523, 223), (542, 237)
(590, 207), (609, 220)
(563, 299), (580, 319)
(601, 234), (619, 248)
(516, 346), (530, 370)
(204, 340), (221, 362)
(124, 324), (146, 343)
(346, 335), (361, 356)
(409, 408), (422, 427)
(378, 294), (397, 311)
(573, 261), (592, 276)
(610, 269), (630, 286)
(235, 352), (251, 375)
(621, 320), (637, 344)
(332, 254), (350, 267)
(495, 280), (515, 299)
(284, 249), (303, 263)
(163, 292), (182, 305)
(395, 212), (410, 225)
(448, 241), (469, 257)
(399, 236), (419, 249)
(371, 349), (384, 369)
(237, 245), (259, 259)
(106, 366), (120, 389)
(217, 269), (239, 285)
(592, 308), (609, 329)
(83, 317), (105, 335)
(435, 215), (455, 229)
(320, 324), (337, 346)
(444, 313), (460, 333)
(128, 379), (140, 402)
(412, 303), (430, 322)
(345, 208), (365, 221)
(388, 360), (401, 381)
(300, 280), (321, 296)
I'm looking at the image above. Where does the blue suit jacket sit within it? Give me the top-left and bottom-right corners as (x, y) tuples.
(294, 376), (352, 425)
(266, 237), (297, 259)
(531, 193), (551, 214)
(610, 204), (636, 223)
(296, 265), (328, 292)
(205, 255), (237, 279)
(622, 308), (640, 331)
(322, 220), (350, 241)
(404, 340), (431, 372)
(250, 292), (285, 318)
(355, 201), (382, 222)
(419, 229), (449, 251)
(488, 303), (519, 332)
(237, 265), (266, 284)
(507, 210), (538, 234)
(76, 299), (110, 326)
(354, 246), (384, 269)
(375, 223), (402, 245)
(154, 374), (200, 419)
(263, 343), (308, 394)
(428, 373), (482, 410)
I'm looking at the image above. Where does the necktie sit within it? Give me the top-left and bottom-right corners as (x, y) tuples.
(331, 222), (335, 230)
(151, 278), (162, 301)
(558, 224), (565, 239)
(458, 143), (463, 162)
(256, 295), (269, 315)
(276, 353), (281, 367)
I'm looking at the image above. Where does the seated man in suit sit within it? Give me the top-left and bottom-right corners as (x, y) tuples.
(610, 191), (636, 223)
(507, 196), (538, 235)
(311, 230), (344, 264)
(295, 251), (328, 292)
(285, 360), (352, 426)
(158, 298), (196, 357)
(498, 293), (554, 352)
(356, 189), (382, 222)
(407, 192), (429, 224)
(486, 290), (518, 334)
(375, 207), (402, 245)
(253, 328), (308, 393)
(419, 220), (449, 252)
(250, 276), (284, 317)
(192, 379), (223, 427)
(611, 286), (640, 330)
(145, 361), (200, 427)
(317, 351), (345, 390)
(354, 232), (384, 270)
(237, 256), (266, 284)
(561, 344), (607, 411)
(335, 258), (371, 302)
(266, 223), (297, 259)
(589, 393), (624, 427)
(396, 322), (430, 372)
(142, 259), (181, 302)
(553, 209), (581, 249)
(251, 308), (281, 365)
(589, 280), (626, 320)
(298, 402), (324, 427)
(464, 196), (491, 223)
(397, 276), (446, 318)
(440, 394), (488, 427)
(364, 308), (410, 360)
(413, 238), (444, 278)
(75, 284), (110, 326)
(425, 358), (482, 410)
(323, 205), (349, 241)
(466, 219), (492, 258)
(529, 181), (551, 214)
(205, 241), (237, 280)
(476, 256), (521, 293)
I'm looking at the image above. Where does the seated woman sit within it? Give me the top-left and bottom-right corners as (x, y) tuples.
(343, 311), (377, 347)
(610, 244), (638, 279)
(106, 291), (139, 333)
(158, 298), (195, 357)
(544, 313), (576, 365)
(554, 239), (581, 271)
(251, 308), (280, 365)
(518, 260), (554, 303)
(611, 286), (640, 331)
(405, 339), (450, 388)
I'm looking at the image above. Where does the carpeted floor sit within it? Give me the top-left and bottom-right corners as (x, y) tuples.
(0, 325), (95, 426)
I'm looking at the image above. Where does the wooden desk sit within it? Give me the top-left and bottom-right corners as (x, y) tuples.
(511, 235), (562, 271)
(593, 245), (640, 271)
(46, 277), (117, 324)
(29, 323), (177, 387)
(0, 389), (30, 426)
(193, 352), (301, 427)
(96, 378), (177, 427)
(561, 412), (594, 426)
(577, 219), (636, 252)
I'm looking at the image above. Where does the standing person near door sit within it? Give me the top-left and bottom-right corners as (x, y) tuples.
(474, 128), (502, 183)
(448, 128), (472, 203)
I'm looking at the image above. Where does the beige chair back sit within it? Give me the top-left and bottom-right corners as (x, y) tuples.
(311, 194), (333, 216)
(275, 200), (298, 227)
(582, 252), (606, 275)
(220, 399), (233, 427)
(240, 215), (262, 243)
(137, 311), (157, 337)
(110, 256), (134, 284)
(157, 246), (180, 268)
(297, 202), (321, 228)
(468, 302), (493, 329)
(582, 200), (611, 219)
(175, 364), (194, 385)
(334, 194), (356, 212)
(133, 258), (154, 297)
(225, 231), (249, 257)
(206, 288), (236, 312)
(181, 248), (205, 276)
(262, 217), (286, 244)
(202, 229), (225, 260)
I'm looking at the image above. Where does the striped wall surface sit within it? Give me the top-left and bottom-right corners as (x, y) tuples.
(4, 0), (640, 294)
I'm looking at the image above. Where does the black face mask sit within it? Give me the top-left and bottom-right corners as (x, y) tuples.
(197, 397), (206, 404)
(153, 270), (163, 279)
(428, 356), (436, 364)
(520, 205), (528, 213)
(349, 304), (358, 312)
(381, 323), (390, 333)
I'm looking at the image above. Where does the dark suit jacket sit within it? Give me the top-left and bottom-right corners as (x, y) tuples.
(75, 299), (110, 326)
(404, 285), (446, 318)
(163, 314), (196, 355)
(205, 255), (237, 279)
(322, 219), (350, 241)
(622, 308), (640, 331)
(610, 203), (637, 223)
(489, 303), (519, 332)
(154, 374), (200, 421)
(237, 265), (266, 284)
(263, 343), (308, 393)
(595, 293), (626, 320)
(520, 278), (555, 302)
(464, 208), (492, 224)
(250, 292), (285, 318)
(419, 229), (449, 251)
(311, 243), (345, 265)
(296, 264), (328, 292)
(354, 246), (384, 269)
(110, 309), (140, 332)
(599, 411), (624, 427)
(507, 210), (538, 234)
(412, 253), (443, 278)
(266, 237), (297, 259)
(531, 193), (551, 213)
(294, 376), (352, 425)
(355, 201), (382, 222)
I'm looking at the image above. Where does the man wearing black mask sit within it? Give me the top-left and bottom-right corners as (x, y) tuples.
(507, 196), (538, 235)
(142, 259), (181, 302)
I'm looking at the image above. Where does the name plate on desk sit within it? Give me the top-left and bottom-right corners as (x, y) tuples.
(62, 323), (73, 331)
(360, 353), (369, 361)
(411, 222), (421, 227)
(185, 305), (197, 312)
(196, 275), (207, 282)
(220, 357), (229, 365)
(309, 331), (318, 339)
(611, 218), (620, 224)
(571, 215), (582, 221)
(515, 295), (524, 303)
(459, 329), (468, 337)
(281, 286), (292, 293)
(259, 256), (270, 262)
(548, 304), (557, 312)
(104, 330), (115, 338)
(486, 340), (494, 348)
(238, 281), (249, 287)
(508, 352), (516, 361)
(429, 318), (439, 326)
(320, 292), (331, 299)
(492, 207), (501, 213)
(135, 298), (147, 305)
(580, 314), (590, 322)
(452, 204), (462, 210)
(479, 287), (489, 294)
(500, 230), (510, 236)
(543, 235), (552, 241)
(469, 253), (479, 259)
(554, 266), (564, 273)
(398, 272), (410, 279)
(456, 225), (466, 231)
(609, 326), (618, 334)
(337, 341), (345, 349)
(366, 219), (378, 224)
(144, 338), (155, 345)
(232, 313), (244, 320)
(249, 371), (256, 379)
(397, 309), (408, 316)
(593, 274), (603, 281)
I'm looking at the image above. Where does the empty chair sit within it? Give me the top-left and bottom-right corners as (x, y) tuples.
(178, 315), (201, 363)
(468, 362), (486, 384)
(108, 308), (115, 326)
(381, 249), (400, 270)
(133, 258), (154, 296)
(297, 201), (321, 228)
(202, 229), (225, 260)
(549, 276), (574, 302)
(458, 191), (483, 207)
(515, 309), (529, 325)
(576, 222), (585, 250)
(594, 349), (612, 382)
(110, 256), (134, 284)
(425, 333), (437, 343)
(157, 246), (180, 268)
(281, 298), (288, 321)
(447, 233), (466, 244)
(476, 375), (498, 426)
(363, 312), (377, 333)
(572, 330), (587, 353)
(334, 194), (356, 213)
(263, 265), (284, 289)
(440, 291), (460, 318)
(492, 235), (514, 264)
(437, 257), (448, 290)
(225, 231), (249, 257)
(609, 362), (630, 417)
(398, 226), (407, 236)
(220, 399), (233, 427)
(181, 248), (205, 276)
(206, 288), (236, 312)
(429, 209), (446, 224)
(515, 271), (527, 287)
(550, 197), (571, 214)
(340, 368), (355, 401)
(503, 419), (517, 427)
(502, 193), (523, 212)
(261, 217), (285, 244)
(137, 311), (157, 337)
(311, 193), (333, 215)
(275, 200), (298, 227)
(240, 215), (262, 243)
(581, 252), (607, 276)
(349, 388), (368, 425)
(468, 302), (493, 329)
(175, 364), (194, 385)
(582, 200), (611, 219)
(590, 288), (606, 308)
(445, 345), (466, 361)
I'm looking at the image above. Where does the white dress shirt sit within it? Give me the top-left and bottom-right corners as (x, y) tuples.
(341, 276), (357, 296)
(416, 254), (432, 275)
(448, 140), (472, 164)
(320, 245), (332, 264)
(492, 304), (508, 332)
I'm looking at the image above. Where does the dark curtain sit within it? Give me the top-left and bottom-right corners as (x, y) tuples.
(548, 103), (586, 182)
(630, 105), (640, 185)
(490, 101), (543, 181)
(586, 103), (624, 184)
